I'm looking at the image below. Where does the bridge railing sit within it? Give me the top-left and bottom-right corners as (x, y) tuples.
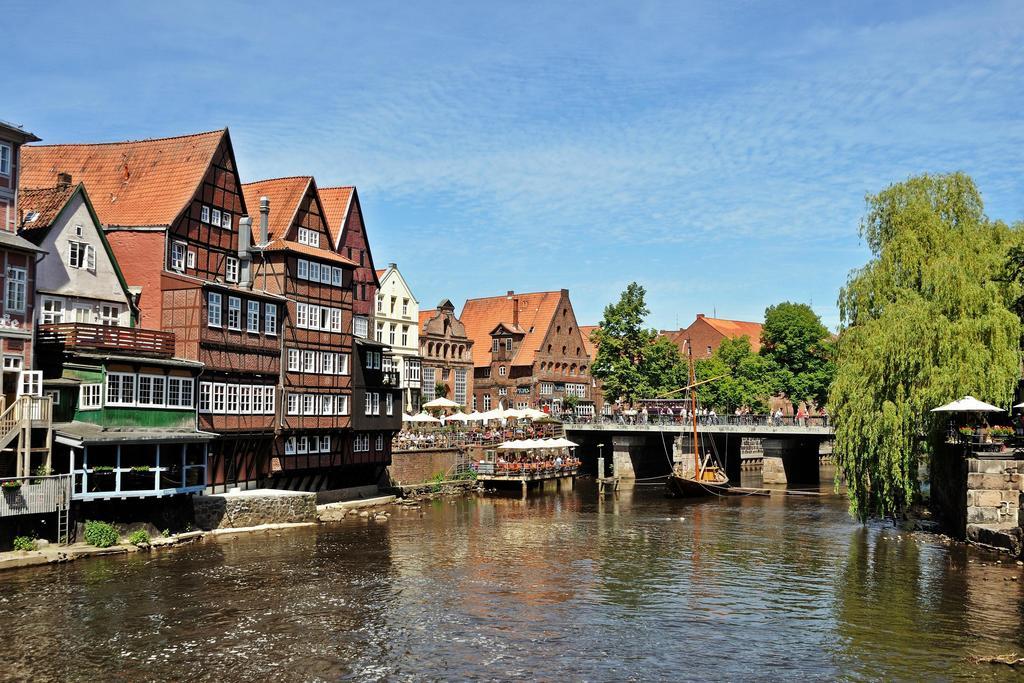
(563, 413), (831, 428)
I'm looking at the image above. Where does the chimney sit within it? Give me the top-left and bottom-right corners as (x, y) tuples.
(506, 290), (514, 297)
(56, 172), (72, 189)
(258, 196), (270, 246)
(388, 262), (396, 269)
(512, 296), (520, 328)
(238, 216), (253, 289)
(696, 313), (706, 319)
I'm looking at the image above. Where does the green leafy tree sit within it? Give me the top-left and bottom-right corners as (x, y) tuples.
(695, 336), (786, 412)
(434, 382), (450, 398)
(592, 283), (685, 402)
(761, 302), (835, 406)
(831, 172), (1022, 521)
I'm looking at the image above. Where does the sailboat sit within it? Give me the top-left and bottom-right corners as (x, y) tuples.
(665, 339), (731, 497)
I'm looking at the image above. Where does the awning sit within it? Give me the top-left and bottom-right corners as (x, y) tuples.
(54, 421), (217, 447)
(931, 396), (1004, 413)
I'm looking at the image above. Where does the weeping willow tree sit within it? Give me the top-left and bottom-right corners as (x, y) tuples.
(831, 172), (1022, 521)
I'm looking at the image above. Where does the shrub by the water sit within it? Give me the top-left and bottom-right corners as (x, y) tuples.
(12, 536), (36, 552)
(84, 520), (119, 548)
(128, 529), (150, 547)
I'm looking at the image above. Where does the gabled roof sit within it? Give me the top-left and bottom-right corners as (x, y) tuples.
(0, 120), (39, 144)
(376, 269), (386, 279)
(17, 185), (76, 233)
(578, 325), (599, 360)
(241, 176), (312, 242)
(318, 185), (354, 247)
(418, 309), (436, 333)
(698, 316), (763, 351)
(20, 129), (227, 228)
(263, 239), (357, 266)
(460, 291), (563, 368)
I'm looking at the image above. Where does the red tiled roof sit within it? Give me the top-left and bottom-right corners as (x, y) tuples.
(17, 184), (76, 232)
(700, 317), (763, 351)
(578, 325), (599, 359)
(21, 130), (225, 228)
(263, 239), (357, 266)
(418, 309), (436, 333)
(460, 291), (563, 368)
(319, 186), (354, 247)
(376, 268), (386, 279)
(241, 176), (311, 242)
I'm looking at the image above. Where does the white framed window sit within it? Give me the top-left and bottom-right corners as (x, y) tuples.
(0, 144), (10, 176)
(377, 296), (383, 313)
(365, 392), (373, 416)
(498, 387), (507, 396)
(100, 304), (121, 326)
(287, 393), (300, 415)
(330, 308), (342, 332)
(225, 384), (239, 413)
(211, 208), (222, 227)
(171, 242), (186, 272)
(309, 261), (321, 283)
(373, 392), (380, 416)
(354, 433), (369, 452)
(307, 305), (320, 331)
(5, 267), (26, 313)
(40, 296), (65, 324)
(296, 302), (308, 329)
(321, 394), (334, 415)
(238, 384), (251, 414)
(167, 377), (193, 408)
(201, 205), (210, 223)
(422, 367), (435, 402)
(297, 259), (308, 279)
(483, 395), (492, 410)
(221, 212), (232, 230)
(540, 382), (553, 395)
(376, 322), (384, 342)
(339, 353), (350, 375)
(285, 437), (296, 455)
(303, 350), (315, 373)
(302, 394), (315, 416)
(499, 366), (506, 376)
(297, 227), (320, 247)
(337, 396), (349, 415)
(264, 303), (277, 335)
(308, 435), (319, 454)
(506, 337), (513, 352)
(320, 266), (331, 285)
(375, 434), (384, 451)
(331, 267), (342, 286)
(137, 374), (166, 407)
(353, 316), (368, 339)
(212, 383), (226, 413)
(319, 307), (330, 331)
(199, 382), (212, 413)
(80, 383), (102, 410)
(386, 392), (393, 416)
(187, 251), (196, 268)
(227, 296), (241, 330)
(106, 372), (136, 406)
(402, 299), (409, 316)
(321, 435), (331, 452)
(297, 436), (308, 454)
(247, 300), (259, 333)
(68, 242), (96, 271)
(454, 369), (467, 405)
(226, 256), (239, 283)
(208, 292), (222, 327)
(401, 326), (409, 347)
(265, 386), (275, 415)
(389, 324), (396, 345)
(288, 349), (300, 372)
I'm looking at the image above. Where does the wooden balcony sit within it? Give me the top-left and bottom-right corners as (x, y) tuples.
(38, 322), (176, 358)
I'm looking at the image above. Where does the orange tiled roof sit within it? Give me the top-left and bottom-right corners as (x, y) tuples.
(700, 317), (763, 351)
(578, 325), (599, 359)
(21, 130), (225, 228)
(460, 291), (562, 368)
(241, 176), (311, 242)
(376, 268), (386, 279)
(17, 184), (76, 232)
(319, 186), (354, 247)
(419, 309), (436, 333)
(263, 239), (357, 266)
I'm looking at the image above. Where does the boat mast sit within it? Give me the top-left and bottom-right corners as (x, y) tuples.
(687, 338), (700, 478)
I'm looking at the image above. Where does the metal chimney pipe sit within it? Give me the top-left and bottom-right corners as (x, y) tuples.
(258, 196), (270, 246)
(238, 216), (253, 289)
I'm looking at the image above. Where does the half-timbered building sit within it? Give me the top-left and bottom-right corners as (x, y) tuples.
(321, 186), (379, 340)
(22, 130), (280, 491)
(242, 176), (362, 489)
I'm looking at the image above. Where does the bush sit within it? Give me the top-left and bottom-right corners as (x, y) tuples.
(127, 529), (150, 547)
(84, 520), (119, 548)
(12, 536), (36, 552)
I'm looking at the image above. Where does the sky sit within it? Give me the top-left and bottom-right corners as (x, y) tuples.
(6, 0), (1024, 331)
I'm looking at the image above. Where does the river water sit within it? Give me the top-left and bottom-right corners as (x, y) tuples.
(2, 471), (1023, 682)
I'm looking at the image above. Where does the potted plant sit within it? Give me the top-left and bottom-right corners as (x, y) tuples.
(1, 480), (22, 492)
(958, 426), (975, 439)
(991, 426), (1014, 442)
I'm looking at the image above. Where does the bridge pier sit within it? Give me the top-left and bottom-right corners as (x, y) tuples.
(761, 437), (820, 485)
(611, 434), (643, 480)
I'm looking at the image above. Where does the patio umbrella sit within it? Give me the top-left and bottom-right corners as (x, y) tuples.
(401, 413), (417, 422)
(408, 412), (441, 423)
(931, 396), (1004, 413)
(502, 408), (526, 420)
(423, 397), (461, 409)
(466, 411), (486, 421)
(521, 408), (547, 420)
(444, 411), (471, 424)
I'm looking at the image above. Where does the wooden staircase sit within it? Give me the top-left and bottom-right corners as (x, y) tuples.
(0, 396), (54, 477)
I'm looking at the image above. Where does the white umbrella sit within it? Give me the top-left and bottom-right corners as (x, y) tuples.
(401, 413), (417, 422)
(503, 408), (526, 420)
(408, 412), (441, 423)
(1013, 402), (1024, 409)
(480, 409), (504, 421)
(931, 396), (1004, 413)
(522, 408), (547, 420)
(466, 411), (486, 422)
(443, 411), (471, 424)
(423, 397), (461, 409)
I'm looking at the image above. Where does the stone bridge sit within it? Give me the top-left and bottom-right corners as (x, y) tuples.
(563, 421), (834, 485)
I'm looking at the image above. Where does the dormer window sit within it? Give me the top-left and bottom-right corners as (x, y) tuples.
(492, 338), (499, 353)
(505, 337), (512, 352)
(499, 366), (506, 376)
(298, 227), (320, 247)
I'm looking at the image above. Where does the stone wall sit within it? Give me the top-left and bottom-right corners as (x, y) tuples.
(192, 490), (317, 530)
(388, 448), (460, 485)
(966, 459), (1021, 527)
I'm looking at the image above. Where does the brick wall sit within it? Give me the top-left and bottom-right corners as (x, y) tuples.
(388, 448), (460, 485)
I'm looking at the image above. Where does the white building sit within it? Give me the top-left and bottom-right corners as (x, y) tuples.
(18, 180), (134, 327)
(374, 263), (421, 411)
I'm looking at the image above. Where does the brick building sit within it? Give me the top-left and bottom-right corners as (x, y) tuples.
(418, 299), (473, 407)
(320, 186), (379, 339)
(0, 120), (43, 396)
(661, 314), (763, 359)
(460, 289), (594, 415)
(577, 324), (605, 416)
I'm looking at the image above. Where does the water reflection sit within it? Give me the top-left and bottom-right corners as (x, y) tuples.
(1, 477), (1023, 680)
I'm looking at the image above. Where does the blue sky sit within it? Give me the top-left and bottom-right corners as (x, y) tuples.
(6, 0), (1023, 330)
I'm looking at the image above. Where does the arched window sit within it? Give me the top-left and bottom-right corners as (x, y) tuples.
(580, 365), (587, 376)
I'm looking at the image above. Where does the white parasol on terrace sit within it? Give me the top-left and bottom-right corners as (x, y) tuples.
(931, 396), (1004, 413)
(502, 408), (527, 420)
(521, 408), (548, 420)
(423, 397), (461, 410)
(479, 409), (505, 421)
(443, 411), (471, 424)
(406, 412), (441, 423)
(466, 411), (487, 422)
